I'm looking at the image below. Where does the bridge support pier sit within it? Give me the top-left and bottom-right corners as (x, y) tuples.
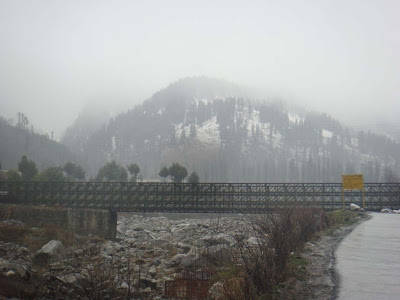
(67, 208), (117, 240)
(0, 204), (118, 240)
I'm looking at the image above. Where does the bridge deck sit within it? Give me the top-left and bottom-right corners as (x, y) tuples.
(0, 182), (399, 213)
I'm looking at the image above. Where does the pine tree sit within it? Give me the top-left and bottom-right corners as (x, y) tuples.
(18, 155), (38, 181)
(168, 163), (188, 183)
(127, 163), (140, 182)
(159, 166), (169, 181)
(96, 161), (128, 182)
(188, 172), (199, 183)
(190, 124), (197, 138)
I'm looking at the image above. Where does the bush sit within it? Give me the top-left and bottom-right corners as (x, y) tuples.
(218, 207), (329, 299)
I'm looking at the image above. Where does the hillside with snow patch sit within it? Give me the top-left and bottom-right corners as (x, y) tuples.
(62, 77), (400, 182)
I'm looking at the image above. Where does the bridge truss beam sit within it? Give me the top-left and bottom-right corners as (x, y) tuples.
(0, 182), (399, 213)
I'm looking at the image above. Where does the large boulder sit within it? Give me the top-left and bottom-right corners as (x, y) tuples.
(33, 240), (66, 266)
(169, 252), (200, 268)
(209, 281), (225, 300)
(169, 254), (186, 266)
(201, 233), (233, 247)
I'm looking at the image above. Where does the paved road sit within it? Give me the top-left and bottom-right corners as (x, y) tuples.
(336, 212), (400, 300)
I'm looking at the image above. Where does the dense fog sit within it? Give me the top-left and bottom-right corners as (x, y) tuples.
(1, 1), (399, 140)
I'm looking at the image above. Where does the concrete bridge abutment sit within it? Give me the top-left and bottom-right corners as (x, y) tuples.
(0, 204), (117, 240)
(67, 207), (117, 240)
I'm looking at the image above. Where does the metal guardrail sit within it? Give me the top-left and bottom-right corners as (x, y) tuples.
(0, 182), (399, 212)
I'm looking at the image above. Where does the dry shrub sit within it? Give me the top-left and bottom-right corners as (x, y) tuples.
(73, 255), (121, 300)
(70, 248), (142, 300)
(221, 275), (256, 300)
(42, 223), (74, 246)
(0, 224), (29, 244)
(220, 207), (328, 299)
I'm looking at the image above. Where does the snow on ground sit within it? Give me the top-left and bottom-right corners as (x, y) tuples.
(195, 117), (220, 145)
(351, 138), (358, 148)
(245, 109), (261, 135)
(288, 112), (302, 124)
(111, 136), (116, 150)
(322, 129), (333, 139)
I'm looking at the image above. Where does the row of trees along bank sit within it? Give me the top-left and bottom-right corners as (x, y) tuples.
(0, 156), (200, 183)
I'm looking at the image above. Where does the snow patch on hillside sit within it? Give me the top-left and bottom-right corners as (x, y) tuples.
(288, 113), (302, 124)
(111, 136), (116, 150)
(195, 117), (220, 145)
(169, 98), (391, 174)
(322, 129), (333, 139)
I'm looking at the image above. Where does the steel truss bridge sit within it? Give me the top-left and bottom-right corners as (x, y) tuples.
(0, 182), (399, 213)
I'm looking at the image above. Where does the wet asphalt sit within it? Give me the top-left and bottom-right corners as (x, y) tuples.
(336, 212), (400, 300)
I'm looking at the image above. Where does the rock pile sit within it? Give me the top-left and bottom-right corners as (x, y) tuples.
(0, 213), (255, 298)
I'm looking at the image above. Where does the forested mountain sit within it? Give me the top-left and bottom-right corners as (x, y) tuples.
(0, 116), (80, 171)
(61, 77), (400, 182)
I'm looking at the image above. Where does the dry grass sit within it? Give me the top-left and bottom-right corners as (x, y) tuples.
(0, 222), (74, 252)
(23, 224), (75, 252)
(0, 224), (30, 244)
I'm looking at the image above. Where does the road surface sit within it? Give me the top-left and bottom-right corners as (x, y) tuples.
(336, 212), (400, 299)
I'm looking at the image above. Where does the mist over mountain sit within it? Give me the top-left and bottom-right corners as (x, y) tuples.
(61, 77), (400, 182)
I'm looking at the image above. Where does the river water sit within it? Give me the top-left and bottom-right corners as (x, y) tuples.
(336, 212), (400, 299)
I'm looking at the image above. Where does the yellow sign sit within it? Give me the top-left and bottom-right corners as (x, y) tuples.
(342, 174), (364, 190)
(341, 173), (366, 209)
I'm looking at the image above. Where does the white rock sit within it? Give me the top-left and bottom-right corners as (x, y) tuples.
(380, 208), (393, 213)
(246, 237), (260, 245)
(4, 270), (15, 276)
(209, 281), (225, 300)
(350, 203), (361, 211)
(202, 234), (233, 247)
(120, 282), (129, 289)
(149, 265), (157, 275)
(171, 223), (197, 234)
(170, 254), (185, 266)
(59, 274), (78, 284)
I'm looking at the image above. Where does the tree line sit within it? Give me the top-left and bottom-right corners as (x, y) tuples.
(0, 156), (200, 183)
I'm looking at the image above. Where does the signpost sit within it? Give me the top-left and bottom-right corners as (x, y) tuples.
(342, 174), (365, 209)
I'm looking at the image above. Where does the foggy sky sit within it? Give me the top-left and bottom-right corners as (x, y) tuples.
(1, 0), (399, 140)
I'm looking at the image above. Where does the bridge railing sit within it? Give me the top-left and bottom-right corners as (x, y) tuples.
(0, 182), (399, 212)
